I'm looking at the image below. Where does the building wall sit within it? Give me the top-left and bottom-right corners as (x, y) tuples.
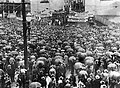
(31, 0), (65, 15)
(85, 0), (120, 16)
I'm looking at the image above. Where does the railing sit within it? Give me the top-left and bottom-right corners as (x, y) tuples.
(94, 15), (112, 26)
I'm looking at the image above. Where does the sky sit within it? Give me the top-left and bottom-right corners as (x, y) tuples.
(0, 0), (30, 2)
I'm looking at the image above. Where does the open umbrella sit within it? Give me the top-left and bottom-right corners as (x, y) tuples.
(36, 60), (45, 68)
(74, 62), (84, 70)
(64, 45), (71, 50)
(29, 82), (41, 88)
(85, 56), (94, 61)
(39, 49), (46, 54)
(106, 51), (113, 57)
(77, 34), (83, 38)
(106, 40), (113, 44)
(30, 55), (36, 60)
(96, 46), (104, 51)
(0, 25), (5, 29)
(69, 56), (76, 62)
(79, 70), (88, 76)
(1, 40), (7, 44)
(19, 60), (24, 67)
(4, 45), (12, 49)
(0, 69), (4, 75)
(16, 55), (23, 61)
(55, 59), (63, 64)
(86, 51), (93, 56)
(108, 63), (117, 71)
(77, 48), (85, 52)
(55, 53), (61, 56)
(37, 57), (46, 61)
(20, 69), (27, 74)
(85, 59), (94, 66)
(116, 41), (120, 45)
(66, 48), (74, 52)
(54, 56), (63, 60)
(109, 71), (120, 80)
(0, 31), (5, 35)
(9, 51), (18, 55)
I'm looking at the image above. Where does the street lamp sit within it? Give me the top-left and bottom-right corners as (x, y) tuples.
(26, 12), (32, 41)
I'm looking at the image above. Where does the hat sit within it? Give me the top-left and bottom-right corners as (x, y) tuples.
(104, 69), (108, 73)
(87, 78), (91, 81)
(95, 75), (100, 79)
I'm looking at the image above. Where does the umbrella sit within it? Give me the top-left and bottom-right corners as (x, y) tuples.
(106, 40), (113, 44)
(55, 53), (61, 56)
(85, 59), (94, 66)
(30, 39), (36, 42)
(54, 56), (63, 60)
(4, 45), (12, 49)
(38, 40), (46, 46)
(106, 51), (113, 56)
(36, 60), (45, 67)
(111, 47), (117, 51)
(108, 63), (117, 71)
(0, 44), (3, 47)
(79, 70), (88, 76)
(16, 55), (23, 60)
(74, 62), (84, 70)
(69, 56), (76, 62)
(96, 46), (104, 51)
(9, 51), (18, 55)
(39, 49), (46, 54)
(30, 55), (36, 60)
(64, 45), (71, 50)
(19, 60), (24, 67)
(77, 48), (85, 52)
(79, 53), (87, 58)
(37, 57), (46, 61)
(116, 41), (120, 45)
(0, 25), (5, 29)
(74, 45), (81, 50)
(0, 69), (4, 75)
(63, 41), (69, 46)
(85, 56), (94, 61)
(29, 82), (41, 88)
(55, 59), (63, 64)
(109, 71), (120, 79)
(20, 69), (27, 74)
(86, 51), (93, 56)
(66, 48), (74, 52)
(28, 41), (32, 45)
(1, 40), (7, 44)
(89, 37), (95, 41)
(0, 32), (5, 35)
(77, 34), (83, 38)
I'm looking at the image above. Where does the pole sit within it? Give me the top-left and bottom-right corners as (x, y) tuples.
(28, 22), (31, 41)
(22, 0), (28, 69)
(22, 0), (28, 88)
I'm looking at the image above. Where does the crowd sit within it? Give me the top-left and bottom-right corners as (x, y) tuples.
(0, 17), (120, 88)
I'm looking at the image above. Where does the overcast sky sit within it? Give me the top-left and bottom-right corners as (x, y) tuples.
(0, 0), (30, 2)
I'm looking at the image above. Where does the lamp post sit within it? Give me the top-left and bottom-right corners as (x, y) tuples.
(22, 0), (28, 88)
(22, 0), (27, 69)
(26, 13), (32, 41)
